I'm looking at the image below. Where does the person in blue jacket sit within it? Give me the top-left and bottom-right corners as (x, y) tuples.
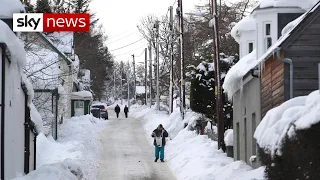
(151, 124), (169, 162)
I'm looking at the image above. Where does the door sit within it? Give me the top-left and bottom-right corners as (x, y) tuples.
(74, 101), (84, 116)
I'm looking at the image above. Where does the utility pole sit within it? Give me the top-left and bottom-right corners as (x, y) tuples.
(114, 70), (116, 100)
(178, 0), (185, 119)
(149, 41), (153, 108)
(132, 54), (136, 102)
(211, 0), (225, 150)
(120, 61), (123, 105)
(127, 61), (130, 108)
(145, 48), (148, 105)
(155, 20), (160, 111)
(169, 6), (174, 113)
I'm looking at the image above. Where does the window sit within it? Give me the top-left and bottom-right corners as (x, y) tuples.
(248, 42), (253, 53)
(266, 37), (272, 49)
(75, 101), (84, 108)
(264, 23), (272, 50)
(252, 113), (257, 155)
(265, 24), (271, 35)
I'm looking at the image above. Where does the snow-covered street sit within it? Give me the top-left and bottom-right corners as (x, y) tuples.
(97, 106), (176, 180)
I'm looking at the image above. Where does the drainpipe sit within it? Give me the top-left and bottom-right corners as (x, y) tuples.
(275, 47), (293, 99)
(1, 44), (6, 180)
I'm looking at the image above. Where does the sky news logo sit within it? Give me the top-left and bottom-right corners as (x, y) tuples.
(13, 13), (90, 32)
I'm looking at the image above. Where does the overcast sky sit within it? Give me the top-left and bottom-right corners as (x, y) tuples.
(90, 0), (208, 64)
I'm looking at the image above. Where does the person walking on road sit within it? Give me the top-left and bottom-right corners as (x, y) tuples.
(124, 105), (129, 118)
(151, 124), (169, 162)
(115, 104), (120, 118)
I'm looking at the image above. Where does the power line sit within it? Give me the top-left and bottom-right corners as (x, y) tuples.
(107, 30), (137, 41)
(109, 38), (145, 52)
(106, 31), (137, 45)
(112, 44), (146, 56)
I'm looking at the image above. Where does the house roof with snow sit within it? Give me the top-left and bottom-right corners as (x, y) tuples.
(254, 0), (319, 11)
(223, 0), (320, 98)
(36, 33), (73, 65)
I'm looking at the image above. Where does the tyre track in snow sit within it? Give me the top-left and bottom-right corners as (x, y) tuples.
(97, 107), (176, 180)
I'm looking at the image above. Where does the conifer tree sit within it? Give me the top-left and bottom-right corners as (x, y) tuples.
(35, 0), (52, 13)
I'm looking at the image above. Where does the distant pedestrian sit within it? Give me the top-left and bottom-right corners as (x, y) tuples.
(124, 105), (129, 118)
(115, 104), (120, 118)
(151, 124), (169, 162)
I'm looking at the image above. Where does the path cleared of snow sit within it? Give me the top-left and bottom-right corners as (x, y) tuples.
(97, 107), (176, 180)
(130, 105), (265, 180)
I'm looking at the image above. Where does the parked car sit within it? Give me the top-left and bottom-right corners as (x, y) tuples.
(91, 104), (108, 119)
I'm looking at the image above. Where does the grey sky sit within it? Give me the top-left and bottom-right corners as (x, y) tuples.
(90, 0), (208, 63)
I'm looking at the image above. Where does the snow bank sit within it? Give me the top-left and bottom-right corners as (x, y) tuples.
(20, 115), (107, 180)
(223, 49), (256, 98)
(0, 19), (26, 68)
(258, 0), (319, 10)
(230, 15), (256, 43)
(224, 129), (233, 146)
(254, 91), (320, 156)
(13, 159), (83, 180)
(0, 0), (25, 18)
(131, 105), (265, 180)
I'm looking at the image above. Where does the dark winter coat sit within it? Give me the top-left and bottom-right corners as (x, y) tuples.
(124, 107), (129, 113)
(115, 106), (120, 113)
(151, 129), (169, 146)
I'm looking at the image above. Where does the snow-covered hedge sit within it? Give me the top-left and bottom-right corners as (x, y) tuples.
(255, 90), (320, 179)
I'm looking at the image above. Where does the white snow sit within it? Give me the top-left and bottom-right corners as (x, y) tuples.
(0, 19), (26, 69)
(223, 49), (256, 98)
(136, 86), (145, 94)
(0, 0), (25, 18)
(258, 0), (319, 10)
(13, 159), (83, 180)
(30, 103), (44, 133)
(71, 91), (93, 99)
(197, 63), (206, 72)
(230, 15), (256, 43)
(47, 32), (74, 54)
(21, 73), (34, 105)
(131, 104), (265, 180)
(281, 14), (305, 35)
(254, 91), (320, 156)
(224, 129), (233, 146)
(15, 115), (107, 180)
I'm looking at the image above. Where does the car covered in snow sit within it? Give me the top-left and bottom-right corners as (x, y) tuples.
(91, 103), (108, 120)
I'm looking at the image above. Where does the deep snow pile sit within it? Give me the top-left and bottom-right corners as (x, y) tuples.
(13, 115), (107, 180)
(254, 90), (320, 156)
(131, 105), (265, 180)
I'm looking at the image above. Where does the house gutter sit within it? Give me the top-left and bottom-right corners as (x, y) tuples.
(275, 47), (293, 99)
(0, 43), (6, 180)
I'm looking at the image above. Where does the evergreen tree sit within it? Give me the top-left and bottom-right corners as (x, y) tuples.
(68, 0), (91, 13)
(35, 0), (52, 13)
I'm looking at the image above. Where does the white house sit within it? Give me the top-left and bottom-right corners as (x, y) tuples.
(0, 1), (43, 178)
(223, 0), (316, 168)
(24, 32), (80, 138)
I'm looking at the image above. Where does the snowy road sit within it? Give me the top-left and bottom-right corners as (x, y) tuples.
(97, 107), (176, 180)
